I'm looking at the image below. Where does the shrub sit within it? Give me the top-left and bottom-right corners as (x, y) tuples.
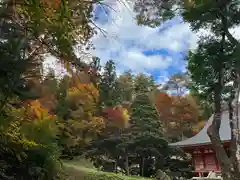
(0, 107), (61, 180)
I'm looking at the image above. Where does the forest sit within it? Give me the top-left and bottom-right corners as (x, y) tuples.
(0, 0), (240, 180)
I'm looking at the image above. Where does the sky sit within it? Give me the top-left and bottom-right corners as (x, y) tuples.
(90, 0), (240, 85)
(43, 0), (240, 85)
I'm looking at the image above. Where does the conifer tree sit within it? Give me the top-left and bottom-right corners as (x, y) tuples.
(129, 93), (168, 177)
(99, 60), (121, 107)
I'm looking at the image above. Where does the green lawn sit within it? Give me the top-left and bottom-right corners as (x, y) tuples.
(63, 160), (152, 180)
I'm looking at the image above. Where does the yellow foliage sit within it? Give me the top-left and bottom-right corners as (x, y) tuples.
(119, 106), (130, 128)
(65, 82), (105, 145)
(26, 100), (54, 120)
(67, 83), (99, 114)
(104, 105), (130, 129)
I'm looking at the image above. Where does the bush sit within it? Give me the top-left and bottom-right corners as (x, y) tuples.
(0, 107), (62, 180)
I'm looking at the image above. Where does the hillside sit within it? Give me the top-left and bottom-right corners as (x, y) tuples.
(63, 160), (152, 180)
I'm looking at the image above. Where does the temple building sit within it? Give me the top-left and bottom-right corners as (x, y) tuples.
(169, 109), (232, 177)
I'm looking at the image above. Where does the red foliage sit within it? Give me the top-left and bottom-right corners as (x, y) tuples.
(40, 0), (61, 10)
(103, 107), (123, 121)
(159, 93), (169, 97)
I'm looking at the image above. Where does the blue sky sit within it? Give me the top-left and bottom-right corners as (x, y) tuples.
(90, 0), (200, 84)
(43, 0), (240, 84)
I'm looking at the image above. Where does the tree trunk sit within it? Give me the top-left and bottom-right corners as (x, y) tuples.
(230, 74), (240, 176)
(140, 156), (145, 177)
(124, 154), (129, 176)
(207, 88), (233, 180)
(207, 31), (240, 180)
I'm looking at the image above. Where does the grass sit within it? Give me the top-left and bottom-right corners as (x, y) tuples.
(63, 159), (152, 180)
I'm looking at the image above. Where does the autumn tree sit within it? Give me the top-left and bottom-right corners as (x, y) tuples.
(154, 93), (172, 128)
(0, 0), (106, 178)
(55, 73), (105, 158)
(154, 92), (199, 141)
(170, 95), (199, 140)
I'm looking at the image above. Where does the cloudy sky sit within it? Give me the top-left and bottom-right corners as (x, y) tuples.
(43, 0), (240, 83)
(91, 0), (198, 84)
(90, 0), (240, 85)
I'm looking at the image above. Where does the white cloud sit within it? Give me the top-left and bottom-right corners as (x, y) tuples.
(90, 0), (198, 75)
(44, 0), (240, 83)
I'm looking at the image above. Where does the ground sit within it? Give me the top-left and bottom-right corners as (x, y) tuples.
(63, 159), (152, 180)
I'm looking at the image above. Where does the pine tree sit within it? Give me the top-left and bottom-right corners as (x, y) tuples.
(129, 93), (168, 177)
(99, 60), (120, 107)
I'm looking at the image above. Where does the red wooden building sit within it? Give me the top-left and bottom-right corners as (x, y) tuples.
(169, 110), (232, 177)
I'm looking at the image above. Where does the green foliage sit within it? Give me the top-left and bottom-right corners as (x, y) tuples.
(99, 60), (121, 107)
(134, 0), (176, 27)
(0, 107), (61, 180)
(128, 94), (168, 176)
(117, 70), (135, 103)
(187, 36), (234, 103)
(134, 73), (156, 94)
(87, 91), (193, 178)
(0, 0), (107, 179)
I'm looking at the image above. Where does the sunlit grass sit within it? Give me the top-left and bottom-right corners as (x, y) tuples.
(63, 159), (152, 180)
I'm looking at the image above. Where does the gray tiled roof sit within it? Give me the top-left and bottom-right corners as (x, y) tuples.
(169, 110), (232, 147)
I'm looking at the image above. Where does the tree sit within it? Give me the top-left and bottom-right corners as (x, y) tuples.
(56, 74), (105, 158)
(170, 95), (199, 139)
(161, 72), (189, 96)
(0, 0), (106, 178)
(99, 60), (120, 107)
(189, 87), (213, 121)
(188, 35), (237, 179)
(133, 1), (240, 178)
(134, 73), (157, 94)
(117, 70), (135, 103)
(129, 93), (168, 177)
(154, 92), (199, 141)
(153, 92), (173, 128)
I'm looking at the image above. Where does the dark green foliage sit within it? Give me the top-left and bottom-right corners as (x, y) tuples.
(128, 94), (168, 177)
(187, 36), (234, 103)
(0, 29), (40, 109)
(99, 60), (121, 107)
(87, 92), (193, 178)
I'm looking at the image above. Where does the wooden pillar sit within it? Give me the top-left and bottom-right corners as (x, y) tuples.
(201, 148), (206, 171)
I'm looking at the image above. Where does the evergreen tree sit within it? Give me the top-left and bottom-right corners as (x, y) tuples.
(129, 93), (168, 177)
(99, 60), (120, 107)
(117, 70), (134, 103)
(134, 73), (156, 94)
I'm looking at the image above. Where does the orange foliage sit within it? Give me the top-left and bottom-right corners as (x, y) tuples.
(40, 0), (61, 10)
(154, 93), (172, 127)
(67, 82), (105, 134)
(25, 100), (55, 120)
(67, 83), (99, 113)
(154, 93), (199, 137)
(103, 105), (130, 129)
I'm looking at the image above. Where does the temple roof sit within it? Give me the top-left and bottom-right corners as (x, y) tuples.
(169, 110), (232, 147)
